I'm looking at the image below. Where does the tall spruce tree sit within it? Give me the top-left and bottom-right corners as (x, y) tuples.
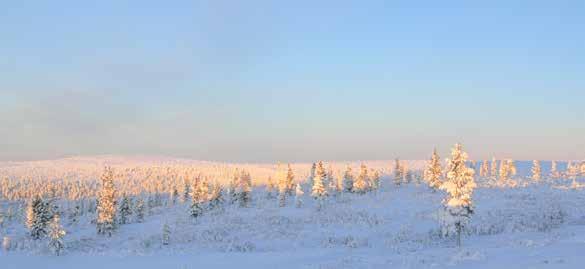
(118, 194), (132, 225)
(97, 167), (117, 236)
(490, 157), (498, 180)
(423, 149), (443, 190)
(295, 183), (304, 208)
(162, 222), (171, 245)
(352, 164), (369, 194)
(439, 143), (476, 247)
(276, 164), (288, 207)
(48, 213), (66, 256)
(479, 160), (489, 178)
(311, 162), (328, 210)
(393, 159), (403, 186)
(238, 170), (252, 208)
(531, 160), (542, 182)
(29, 196), (52, 240)
(286, 164), (295, 196)
(342, 166), (354, 193)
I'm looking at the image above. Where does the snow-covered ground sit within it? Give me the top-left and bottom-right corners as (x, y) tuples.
(1, 157), (584, 268)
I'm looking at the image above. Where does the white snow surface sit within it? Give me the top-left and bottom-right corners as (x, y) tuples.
(1, 156), (584, 268)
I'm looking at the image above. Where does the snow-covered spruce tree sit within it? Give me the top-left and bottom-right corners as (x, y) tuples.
(265, 176), (275, 199)
(181, 177), (190, 204)
(295, 183), (304, 208)
(342, 166), (354, 193)
(311, 163), (328, 210)
(423, 149), (443, 191)
(402, 162), (412, 184)
(352, 164), (369, 194)
(315, 161), (328, 185)
(370, 169), (381, 191)
(490, 157), (498, 180)
(118, 193), (132, 225)
(276, 164), (288, 207)
(134, 197), (145, 223)
(550, 160), (559, 180)
(286, 164), (295, 196)
(190, 193), (204, 219)
(238, 170), (252, 208)
(190, 178), (209, 218)
(97, 167), (117, 237)
(162, 222), (171, 245)
(479, 160), (489, 178)
(567, 161), (579, 187)
(498, 160), (510, 183)
(507, 160), (517, 177)
(48, 213), (66, 256)
(531, 160), (542, 182)
(326, 165), (338, 196)
(393, 158), (403, 186)
(25, 198), (37, 232)
(196, 178), (210, 205)
(169, 187), (179, 206)
(307, 162), (317, 187)
(228, 169), (240, 204)
(30, 196), (52, 240)
(439, 143), (476, 247)
(208, 183), (224, 210)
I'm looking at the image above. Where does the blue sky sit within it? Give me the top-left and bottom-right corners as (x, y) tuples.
(1, 1), (584, 161)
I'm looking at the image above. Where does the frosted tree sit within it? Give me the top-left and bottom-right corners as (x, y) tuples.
(507, 160), (517, 177)
(286, 164), (295, 195)
(352, 164), (369, 194)
(295, 183), (304, 208)
(498, 160), (510, 183)
(490, 157), (498, 180)
(97, 167), (117, 236)
(265, 176), (275, 199)
(169, 187), (178, 206)
(118, 194), (132, 225)
(550, 160), (559, 180)
(25, 198), (36, 232)
(326, 165), (338, 196)
(190, 194), (204, 218)
(479, 160), (489, 178)
(190, 178), (209, 218)
(276, 164), (288, 207)
(181, 177), (190, 204)
(315, 161), (327, 185)
(311, 163), (328, 210)
(402, 162), (412, 184)
(228, 169), (240, 204)
(208, 183), (224, 210)
(393, 158), (403, 186)
(370, 169), (381, 191)
(567, 161), (579, 187)
(423, 149), (443, 190)
(196, 178), (210, 204)
(238, 170), (252, 208)
(439, 143), (476, 247)
(48, 214), (66, 256)
(134, 198), (145, 223)
(308, 162), (317, 187)
(29, 196), (52, 240)
(531, 160), (542, 182)
(162, 222), (171, 245)
(342, 166), (354, 193)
